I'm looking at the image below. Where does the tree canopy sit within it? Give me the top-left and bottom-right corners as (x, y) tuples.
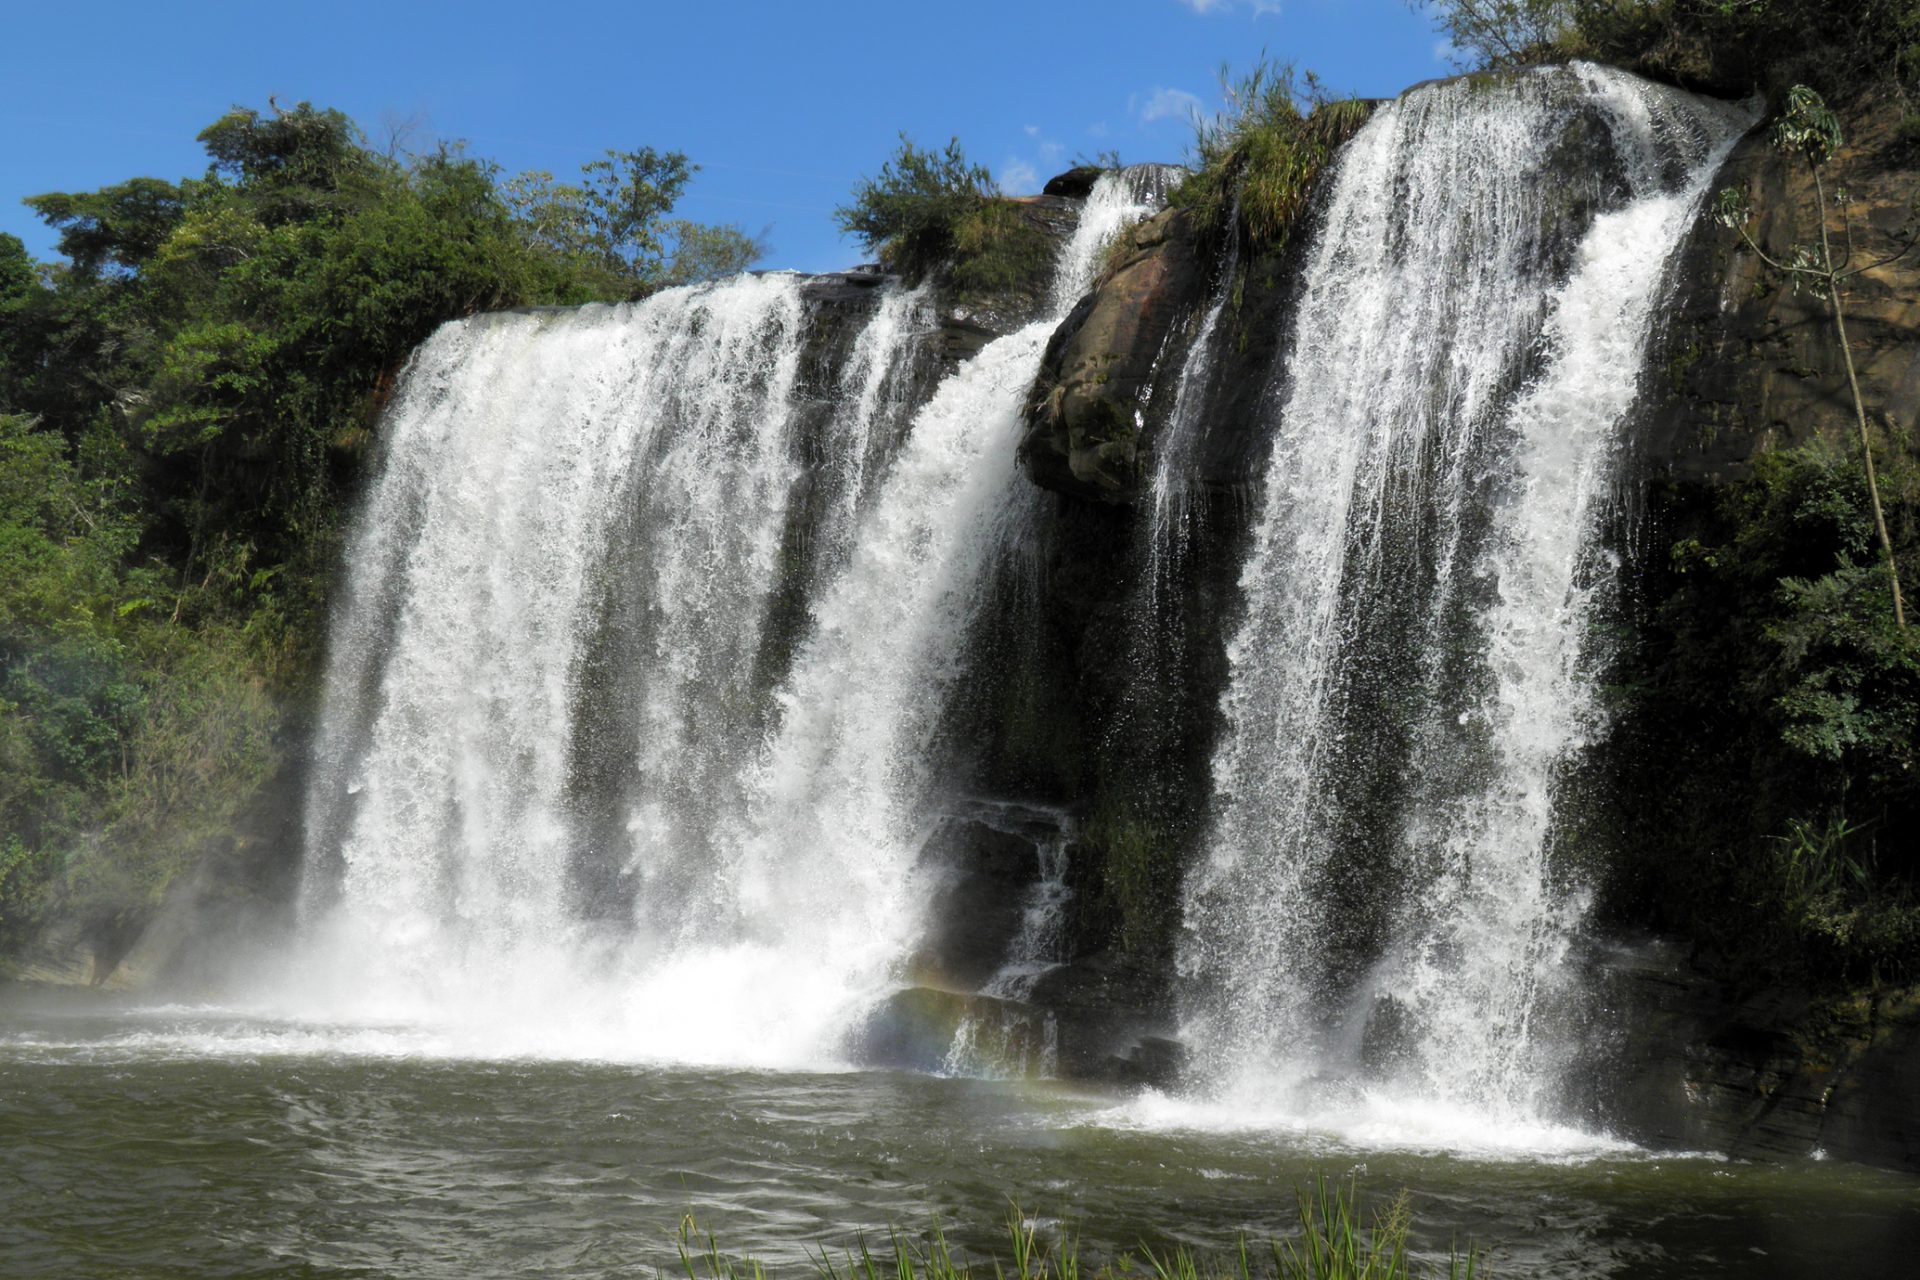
(0, 100), (765, 958)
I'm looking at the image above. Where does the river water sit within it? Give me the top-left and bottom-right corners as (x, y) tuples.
(4, 991), (1916, 1278)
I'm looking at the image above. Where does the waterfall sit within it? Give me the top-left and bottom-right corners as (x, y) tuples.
(289, 171), (1163, 1063)
(294, 271), (927, 1057)
(717, 167), (1173, 1057)
(1051, 163), (1187, 315)
(303, 275), (810, 986)
(1178, 65), (1750, 1131)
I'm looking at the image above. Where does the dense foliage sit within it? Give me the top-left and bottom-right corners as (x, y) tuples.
(1603, 442), (1920, 982)
(1419, 0), (1920, 103)
(0, 102), (762, 966)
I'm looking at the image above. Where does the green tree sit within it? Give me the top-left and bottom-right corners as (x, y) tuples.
(506, 148), (764, 295)
(196, 101), (377, 224)
(22, 179), (190, 278)
(834, 134), (993, 277)
(1411, 0), (1575, 67)
(661, 218), (770, 287)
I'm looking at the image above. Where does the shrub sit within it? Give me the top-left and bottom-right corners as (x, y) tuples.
(947, 201), (1058, 301)
(1174, 62), (1373, 257)
(835, 135), (995, 280)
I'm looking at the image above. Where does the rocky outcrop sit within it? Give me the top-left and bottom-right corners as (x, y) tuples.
(1587, 940), (1920, 1172)
(1042, 166), (1103, 199)
(1642, 89), (1920, 482)
(1018, 208), (1210, 502)
(1590, 90), (1920, 1176)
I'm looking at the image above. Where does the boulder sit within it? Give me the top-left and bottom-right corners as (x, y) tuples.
(1582, 939), (1920, 1173)
(1018, 208), (1210, 503)
(1042, 166), (1104, 199)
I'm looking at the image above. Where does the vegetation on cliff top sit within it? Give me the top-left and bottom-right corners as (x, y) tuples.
(0, 101), (762, 964)
(834, 135), (1057, 301)
(1172, 61), (1372, 258)
(1418, 0), (1920, 106)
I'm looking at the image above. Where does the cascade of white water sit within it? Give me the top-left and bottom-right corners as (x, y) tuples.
(655, 315), (1062, 1058)
(815, 284), (935, 567)
(1179, 65), (1750, 1128)
(303, 275), (806, 996)
(1051, 165), (1188, 315)
(293, 272), (923, 1053)
(1127, 198), (1243, 691)
(1376, 68), (1755, 1117)
(291, 170), (1164, 1063)
(1144, 198), (1238, 579)
(701, 169), (1172, 1057)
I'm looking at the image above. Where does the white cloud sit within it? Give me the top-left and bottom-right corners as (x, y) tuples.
(1134, 86), (1206, 125)
(1024, 124), (1041, 137)
(1175, 0), (1228, 11)
(999, 159), (1040, 196)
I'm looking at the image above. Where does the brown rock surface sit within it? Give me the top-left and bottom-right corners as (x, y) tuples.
(1018, 208), (1210, 503)
(1644, 91), (1920, 483)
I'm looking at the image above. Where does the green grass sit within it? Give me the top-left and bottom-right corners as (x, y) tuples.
(1172, 61), (1372, 258)
(947, 201), (1060, 304)
(668, 1179), (1479, 1280)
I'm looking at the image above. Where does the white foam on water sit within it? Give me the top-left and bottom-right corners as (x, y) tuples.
(1082, 1086), (1647, 1164)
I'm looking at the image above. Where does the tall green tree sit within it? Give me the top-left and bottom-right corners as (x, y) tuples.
(506, 148), (765, 294)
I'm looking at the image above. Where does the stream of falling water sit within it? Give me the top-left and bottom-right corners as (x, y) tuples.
(1175, 64), (1751, 1141)
(287, 172), (1167, 1065)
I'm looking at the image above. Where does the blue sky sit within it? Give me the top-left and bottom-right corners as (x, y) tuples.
(1, 0), (1451, 274)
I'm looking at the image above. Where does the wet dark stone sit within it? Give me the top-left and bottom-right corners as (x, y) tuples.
(911, 817), (1043, 991)
(1043, 166), (1104, 199)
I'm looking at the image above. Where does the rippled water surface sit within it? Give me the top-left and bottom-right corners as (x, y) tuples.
(4, 991), (1917, 1279)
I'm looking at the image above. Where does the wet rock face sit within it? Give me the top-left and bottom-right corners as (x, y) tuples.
(1018, 208), (1211, 503)
(1640, 91), (1920, 485)
(1582, 940), (1920, 1173)
(910, 815), (1043, 992)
